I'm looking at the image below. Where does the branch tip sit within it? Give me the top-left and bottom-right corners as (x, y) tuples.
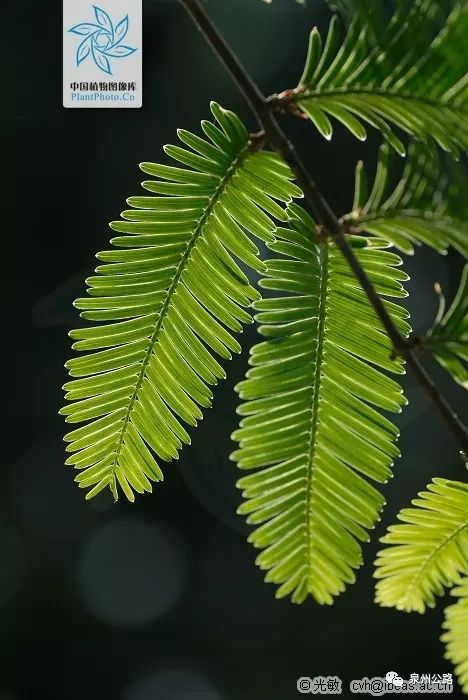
(179, 0), (468, 458)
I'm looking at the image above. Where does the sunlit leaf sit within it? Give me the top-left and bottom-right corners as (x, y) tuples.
(233, 205), (410, 604)
(375, 478), (468, 613)
(293, 1), (468, 154)
(345, 143), (468, 258)
(442, 576), (468, 694)
(62, 104), (299, 501)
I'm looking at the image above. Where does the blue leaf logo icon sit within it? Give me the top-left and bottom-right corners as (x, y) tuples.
(114, 16), (129, 44)
(68, 5), (137, 75)
(77, 37), (93, 65)
(69, 23), (101, 37)
(92, 48), (112, 75)
(105, 45), (136, 58)
(93, 6), (113, 35)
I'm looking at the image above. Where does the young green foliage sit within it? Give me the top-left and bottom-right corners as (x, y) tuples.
(442, 576), (468, 694)
(374, 478), (468, 613)
(293, 1), (468, 155)
(345, 143), (468, 258)
(61, 104), (301, 501)
(60, 0), (468, 687)
(425, 265), (468, 389)
(232, 205), (410, 604)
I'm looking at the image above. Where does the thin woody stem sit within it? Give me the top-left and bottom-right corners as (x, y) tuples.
(180, 0), (468, 456)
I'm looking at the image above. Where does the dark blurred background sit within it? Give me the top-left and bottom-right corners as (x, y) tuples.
(6, 0), (467, 698)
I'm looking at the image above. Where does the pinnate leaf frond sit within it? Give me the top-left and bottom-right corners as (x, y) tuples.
(425, 265), (468, 389)
(346, 143), (468, 258)
(442, 576), (468, 695)
(374, 478), (468, 613)
(61, 103), (300, 502)
(294, 1), (468, 155)
(232, 205), (410, 604)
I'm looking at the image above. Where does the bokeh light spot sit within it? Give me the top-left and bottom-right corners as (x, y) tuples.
(124, 668), (223, 700)
(76, 520), (187, 627)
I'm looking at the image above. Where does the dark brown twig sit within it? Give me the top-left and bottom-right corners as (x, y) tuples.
(180, 0), (468, 456)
